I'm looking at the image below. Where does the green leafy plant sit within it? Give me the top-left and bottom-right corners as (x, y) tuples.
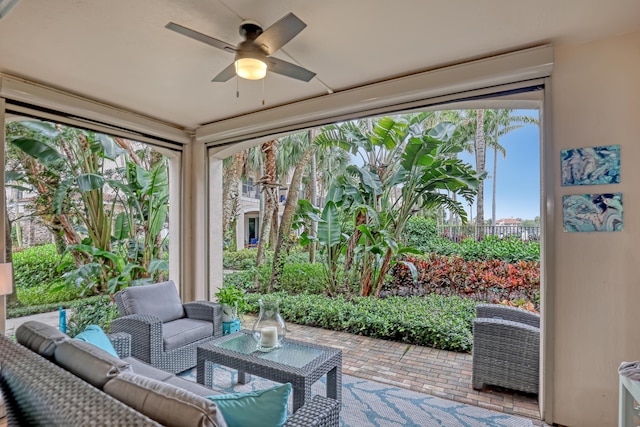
(214, 284), (248, 314)
(66, 296), (119, 337)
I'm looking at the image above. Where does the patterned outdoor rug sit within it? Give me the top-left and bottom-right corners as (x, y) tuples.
(179, 366), (536, 427)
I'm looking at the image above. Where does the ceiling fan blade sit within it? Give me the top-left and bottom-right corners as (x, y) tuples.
(166, 22), (236, 53)
(254, 13), (306, 55)
(212, 63), (237, 82)
(0, 0), (20, 19)
(267, 57), (316, 82)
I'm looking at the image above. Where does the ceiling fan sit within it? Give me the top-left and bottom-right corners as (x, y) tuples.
(165, 13), (316, 83)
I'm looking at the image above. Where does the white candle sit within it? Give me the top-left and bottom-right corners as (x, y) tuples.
(261, 326), (278, 347)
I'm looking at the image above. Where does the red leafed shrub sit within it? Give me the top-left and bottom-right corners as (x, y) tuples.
(385, 255), (540, 309)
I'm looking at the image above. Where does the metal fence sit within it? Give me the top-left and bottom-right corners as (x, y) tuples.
(438, 225), (540, 242)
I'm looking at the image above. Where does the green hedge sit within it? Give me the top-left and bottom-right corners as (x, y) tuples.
(223, 247), (313, 270)
(12, 244), (75, 289)
(223, 248), (262, 270)
(415, 235), (540, 263)
(15, 283), (85, 307)
(224, 262), (326, 295)
(245, 293), (476, 352)
(8, 244), (83, 310)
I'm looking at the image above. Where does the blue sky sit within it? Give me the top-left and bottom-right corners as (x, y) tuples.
(458, 109), (540, 221)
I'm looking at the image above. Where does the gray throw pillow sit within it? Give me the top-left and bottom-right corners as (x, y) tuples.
(54, 340), (132, 389)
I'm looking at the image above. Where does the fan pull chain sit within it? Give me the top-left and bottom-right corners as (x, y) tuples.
(262, 77), (265, 105)
(236, 75), (239, 98)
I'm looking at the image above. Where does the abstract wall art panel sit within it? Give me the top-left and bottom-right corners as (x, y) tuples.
(562, 193), (623, 232)
(561, 145), (620, 186)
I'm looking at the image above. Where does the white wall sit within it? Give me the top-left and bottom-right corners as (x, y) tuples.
(551, 30), (640, 426)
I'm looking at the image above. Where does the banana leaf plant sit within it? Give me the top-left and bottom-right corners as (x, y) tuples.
(7, 120), (169, 294)
(313, 116), (484, 297)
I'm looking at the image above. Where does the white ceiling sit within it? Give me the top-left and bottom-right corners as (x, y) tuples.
(0, 0), (639, 130)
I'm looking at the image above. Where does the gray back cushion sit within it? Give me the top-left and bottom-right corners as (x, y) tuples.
(119, 281), (185, 322)
(15, 320), (68, 358)
(104, 372), (226, 427)
(54, 340), (132, 389)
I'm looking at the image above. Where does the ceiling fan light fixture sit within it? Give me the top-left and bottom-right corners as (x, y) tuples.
(235, 58), (267, 80)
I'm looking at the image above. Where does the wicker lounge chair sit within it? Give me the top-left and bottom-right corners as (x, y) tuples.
(472, 304), (540, 394)
(111, 280), (223, 374)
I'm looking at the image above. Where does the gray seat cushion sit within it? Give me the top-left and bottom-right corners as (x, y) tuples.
(124, 357), (173, 382)
(164, 376), (221, 397)
(163, 318), (214, 351)
(119, 281), (185, 322)
(104, 372), (226, 427)
(15, 320), (68, 358)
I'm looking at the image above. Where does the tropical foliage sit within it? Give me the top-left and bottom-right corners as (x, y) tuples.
(387, 254), (540, 310)
(6, 121), (169, 295)
(306, 116), (484, 296)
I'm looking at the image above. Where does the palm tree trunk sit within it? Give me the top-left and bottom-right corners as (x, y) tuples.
(345, 211), (366, 270)
(255, 140), (278, 271)
(373, 248), (394, 297)
(474, 109), (486, 238)
(222, 152), (243, 236)
(268, 145), (315, 291)
(308, 149), (318, 263)
(492, 140), (498, 227)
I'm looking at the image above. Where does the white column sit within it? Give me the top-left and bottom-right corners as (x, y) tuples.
(208, 155), (224, 298)
(166, 151), (182, 293)
(0, 97), (7, 334)
(235, 207), (245, 251)
(183, 138), (208, 302)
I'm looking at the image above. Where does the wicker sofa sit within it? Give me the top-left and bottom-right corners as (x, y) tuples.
(0, 321), (340, 426)
(472, 304), (540, 394)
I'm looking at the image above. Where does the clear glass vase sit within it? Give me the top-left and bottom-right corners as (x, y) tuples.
(252, 298), (286, 351)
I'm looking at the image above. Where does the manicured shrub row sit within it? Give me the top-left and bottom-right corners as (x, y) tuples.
(224, 262), (326, 295)
(223, 248), (313, 270)
(244, 293), (477, 352)
(15, 283), (85, 307)
(414, 235), (540, 263)
(387, 254), (540, 308)
(223, 248), (262, 270)
(6, 294), (102, 319)
(8, 244), (83, 310)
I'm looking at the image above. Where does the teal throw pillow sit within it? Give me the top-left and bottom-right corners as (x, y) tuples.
(74, 324), (119, 358)
(206, 383), (291, 427)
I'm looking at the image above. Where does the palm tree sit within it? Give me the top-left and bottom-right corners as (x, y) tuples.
(474, 109), (487, 237)
(268, 131), (316, 291)
(483, 109), (539, 226)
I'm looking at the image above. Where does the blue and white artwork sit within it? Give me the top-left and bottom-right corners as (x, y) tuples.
(561, 145), (620, 186)
(563, 193), (623, 232)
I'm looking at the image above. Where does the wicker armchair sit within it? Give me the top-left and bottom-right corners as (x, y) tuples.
(472, 304), (540, 394)
(111, 281), (223, 374)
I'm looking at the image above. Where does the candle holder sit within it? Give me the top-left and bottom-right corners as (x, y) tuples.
(252, 298), (286, 352)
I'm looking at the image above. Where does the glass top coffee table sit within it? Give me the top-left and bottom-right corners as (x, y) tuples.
(197, 330), (342, 412)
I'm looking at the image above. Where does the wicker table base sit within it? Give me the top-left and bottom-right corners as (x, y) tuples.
(197, 331), (342, 412)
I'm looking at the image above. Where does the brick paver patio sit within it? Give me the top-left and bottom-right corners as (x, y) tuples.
(243, 317), (542, 423)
